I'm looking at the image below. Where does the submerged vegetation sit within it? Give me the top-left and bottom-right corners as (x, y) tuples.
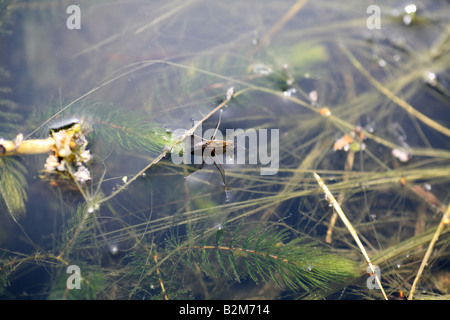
(0, 0), (449, 300)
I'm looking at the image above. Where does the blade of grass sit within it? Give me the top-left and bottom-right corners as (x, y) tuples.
(313, 171), (388, 300)
(408, 203), (450, 300)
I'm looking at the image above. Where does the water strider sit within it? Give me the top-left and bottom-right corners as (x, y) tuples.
(190, 110), (234, 201)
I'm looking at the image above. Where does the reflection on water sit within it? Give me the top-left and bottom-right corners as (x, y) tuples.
(0, 0), (449, 300)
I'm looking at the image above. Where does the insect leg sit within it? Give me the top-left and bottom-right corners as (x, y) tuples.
(213, 155), (230, 202)
(213, 154), (227, 188)
(211, 109), (222, 140)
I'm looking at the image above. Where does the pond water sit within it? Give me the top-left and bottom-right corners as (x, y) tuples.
(0, 0), (449, 300)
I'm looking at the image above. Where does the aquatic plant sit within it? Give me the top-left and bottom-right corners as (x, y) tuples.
(0, 0), (449, 300)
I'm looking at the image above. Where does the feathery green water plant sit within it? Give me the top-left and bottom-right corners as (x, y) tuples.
(28, 100), (182, 157)
(170, 223), (358, 292)
(73, 102), (180, 156)
(0, 4), (28, 223)
(0, 157), (27, 223)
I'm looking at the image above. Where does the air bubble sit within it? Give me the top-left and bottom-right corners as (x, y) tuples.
(109, 245), (119, 256)
(87, 203), (99, 214)
(392, 148), (412, 162)
(401, 4), (417, 25)
(423, 71), (437, 86)
(309, 90), (318, 104)
(403, 15), (412, 25)
(251, 64), (272, 76)
(226, 87), (234, 100)
(283, 88), (296, 97)
(404, 4), (417, 14)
